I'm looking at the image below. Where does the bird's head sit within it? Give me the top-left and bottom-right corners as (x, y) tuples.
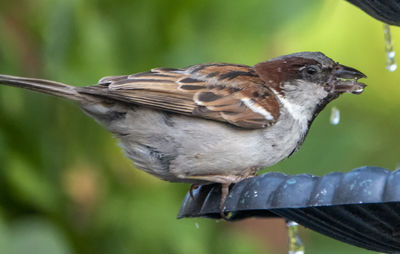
(254, 52), (366, 119)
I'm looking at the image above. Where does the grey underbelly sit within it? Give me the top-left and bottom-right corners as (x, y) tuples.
(82, 103), (302, 183)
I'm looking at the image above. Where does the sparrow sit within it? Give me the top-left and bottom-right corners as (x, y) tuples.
(0, 52), (366, 215)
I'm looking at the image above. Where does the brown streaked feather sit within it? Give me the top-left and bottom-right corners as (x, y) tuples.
(79, 63), (281, 129)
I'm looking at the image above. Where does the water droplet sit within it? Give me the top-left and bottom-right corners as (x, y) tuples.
(352, 87), (364, 94)
(384, 24), (397, 72)
(388, 64), (398, 72)
(287, 221), (304, 254)
(194, 222), (199, 229)
(330, 107), (340, 125)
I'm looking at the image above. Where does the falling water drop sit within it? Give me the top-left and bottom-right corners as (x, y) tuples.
(330, 107), (340, 125)
(287, 221), (304, 254)
(384, 24), (397, 72)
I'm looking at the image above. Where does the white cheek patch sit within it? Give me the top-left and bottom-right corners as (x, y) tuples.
(241, 98), (274, 120)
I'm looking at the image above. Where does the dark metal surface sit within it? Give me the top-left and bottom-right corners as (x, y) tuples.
(178, 166), (400, 252)
(346, 0), (400, 26)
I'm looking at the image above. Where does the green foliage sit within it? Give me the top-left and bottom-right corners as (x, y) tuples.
(1, 216), (72, 254)
(0, 0), (398, 253)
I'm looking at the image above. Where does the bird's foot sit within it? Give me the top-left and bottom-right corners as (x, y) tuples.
(219, 183), (231, 219)
(179, 166), (259, 219)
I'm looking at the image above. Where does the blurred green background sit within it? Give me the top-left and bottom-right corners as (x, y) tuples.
(0, 0), (399, 253)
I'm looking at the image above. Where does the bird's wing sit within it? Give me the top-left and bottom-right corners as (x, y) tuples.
(79, 63), (281, 129)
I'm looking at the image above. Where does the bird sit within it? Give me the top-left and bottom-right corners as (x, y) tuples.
(0, 52), (366, 216)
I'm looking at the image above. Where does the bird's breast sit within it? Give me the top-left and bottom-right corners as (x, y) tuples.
(82, 102), (308, 184)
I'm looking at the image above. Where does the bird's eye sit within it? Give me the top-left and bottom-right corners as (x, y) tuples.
(305, 66), (317, 75)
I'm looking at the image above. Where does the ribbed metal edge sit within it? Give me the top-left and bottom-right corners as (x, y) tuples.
(178, 166), (400, 252)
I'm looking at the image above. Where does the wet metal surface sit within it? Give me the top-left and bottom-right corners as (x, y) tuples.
(178, 166), (400, 252)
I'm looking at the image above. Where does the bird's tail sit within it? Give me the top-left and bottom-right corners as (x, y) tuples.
(0, 74), (85, 102)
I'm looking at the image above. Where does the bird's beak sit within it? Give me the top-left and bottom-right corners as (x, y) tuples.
(330, 64), (367, 94)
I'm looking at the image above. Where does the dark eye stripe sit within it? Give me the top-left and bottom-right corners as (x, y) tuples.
(306, 67), (317, 74)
